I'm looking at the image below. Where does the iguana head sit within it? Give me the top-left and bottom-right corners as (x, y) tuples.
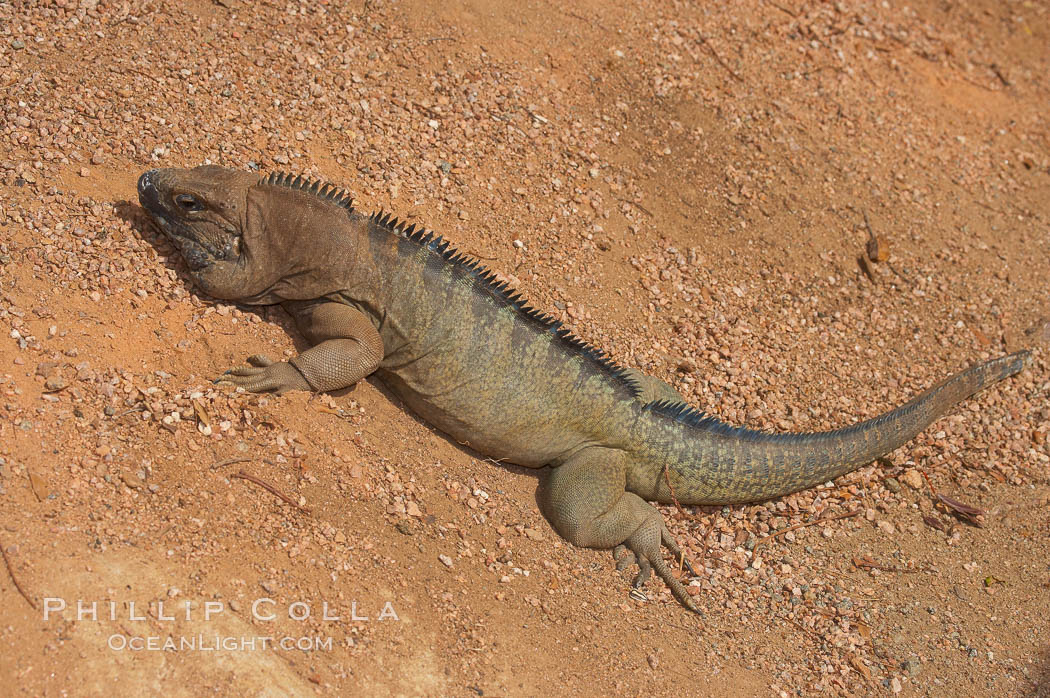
(137, 165), (261, 298)
(137, 165), (358, 304)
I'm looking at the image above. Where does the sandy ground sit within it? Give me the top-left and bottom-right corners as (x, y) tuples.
(1, 0), (1049, 695)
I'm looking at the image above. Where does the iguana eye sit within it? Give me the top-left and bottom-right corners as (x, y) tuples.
(175, 194), (204, 212)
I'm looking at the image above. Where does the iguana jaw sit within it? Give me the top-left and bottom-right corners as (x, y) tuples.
(138, 168), (242, 271)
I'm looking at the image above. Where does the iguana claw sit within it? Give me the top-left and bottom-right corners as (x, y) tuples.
(622, 531), (703, 616)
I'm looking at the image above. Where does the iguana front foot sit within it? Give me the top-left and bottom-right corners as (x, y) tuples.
(216, 354), (312, 394)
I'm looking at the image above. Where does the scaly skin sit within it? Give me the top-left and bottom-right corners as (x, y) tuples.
(137, 165), (1030, 613)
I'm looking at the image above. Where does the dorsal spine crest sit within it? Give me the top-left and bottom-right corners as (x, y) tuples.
(258, 172), (672, 404)
(261, 170), (356, 213)
(364, 208), (645, 399)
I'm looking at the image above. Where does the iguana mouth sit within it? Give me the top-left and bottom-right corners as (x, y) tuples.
(137, 169), (221, 271)
(139, 206), (216, 271)
(167, 231), (216, 271)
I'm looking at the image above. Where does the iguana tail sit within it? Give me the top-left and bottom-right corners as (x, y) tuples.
(635, 351), (1030, 505)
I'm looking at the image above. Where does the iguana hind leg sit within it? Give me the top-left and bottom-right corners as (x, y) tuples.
(541, 447), (700, 613)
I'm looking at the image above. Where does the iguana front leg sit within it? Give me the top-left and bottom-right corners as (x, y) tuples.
(541, 447), (701, 614)
(218, 300), (383, 394)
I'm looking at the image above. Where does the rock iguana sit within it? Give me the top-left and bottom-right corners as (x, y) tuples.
(137, 165), (1029, 613)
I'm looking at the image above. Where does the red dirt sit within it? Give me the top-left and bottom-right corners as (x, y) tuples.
(1, 0), (1048, 695)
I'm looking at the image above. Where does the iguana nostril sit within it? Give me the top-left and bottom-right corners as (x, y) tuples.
(137, 170), (156, 194)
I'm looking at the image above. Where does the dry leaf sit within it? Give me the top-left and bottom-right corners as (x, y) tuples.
(850, 655), (874, 683)
(922, 515), (946, 531)
(853, 555), (879, 571)
(866, 235), (889, 262)
(853, 555), (918, 573)
(193, 399), (213, 436)
(27, 470), (48, 501)
(937, 493), (985, 525)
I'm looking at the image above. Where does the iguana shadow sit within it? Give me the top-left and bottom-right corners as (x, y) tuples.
(115, 199), (303, 350)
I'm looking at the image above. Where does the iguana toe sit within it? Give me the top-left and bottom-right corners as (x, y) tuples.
(613, 544), (635, 571)
(215, 357), (312, 394)
(245, 354), (276, 367)
(630, 555), (652, 588)
(660, 525), (697, 576)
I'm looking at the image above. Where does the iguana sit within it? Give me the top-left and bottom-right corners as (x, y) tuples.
(137, 164), (1030, 613)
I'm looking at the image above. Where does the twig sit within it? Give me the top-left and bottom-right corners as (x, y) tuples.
(113, 405), (147, 419)
(412, 101), (441, 120)
(660, 464), (708, 529)
(661, 464), (701, 572)
(853, 555), (921, 574)
(989, 63), (1011, 87)
(210, 457), (252, 470)
(885, 260), (910, 287)
(621, 199), (653, 217)
(921, 470), (985, 525)
(813, 565), (853, 580)
(862, 209), (876, 243)
(920, 469), (939, 498)
(564, 9), (600, 28)
(230, 470), (311, 514)
(974, 198), (1008, 216)
(786, 616), (824, 643)
(766, 0), (798, 17)
(1, 543), (37, 611)
(526, 110), (549, 125)
(697, 35), (744, 83)
(755, 508), (862, 548)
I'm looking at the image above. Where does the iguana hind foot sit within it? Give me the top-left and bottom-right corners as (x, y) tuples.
(543, 447), (702, 614)
(613, 526), (697, 576)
